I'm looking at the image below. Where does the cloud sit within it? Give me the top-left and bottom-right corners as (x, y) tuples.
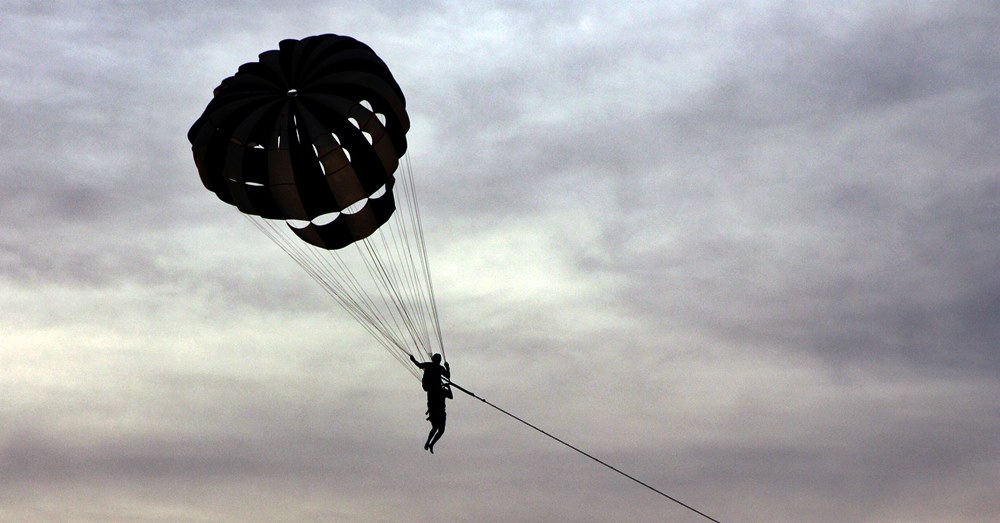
(2, 2), (999, 522)
(539, 3), (1000, 372)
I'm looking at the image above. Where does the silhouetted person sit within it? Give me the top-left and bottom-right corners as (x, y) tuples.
(409, 353), (452, 453)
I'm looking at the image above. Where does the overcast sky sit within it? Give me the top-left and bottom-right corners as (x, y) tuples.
(2, 1), (998, 522)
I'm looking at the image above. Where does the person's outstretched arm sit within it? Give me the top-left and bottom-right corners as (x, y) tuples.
(410, 354), (429, 369)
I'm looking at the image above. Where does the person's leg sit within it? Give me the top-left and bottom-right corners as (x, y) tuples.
(428, 422), (445, 453)
(425, 427), (437, 450)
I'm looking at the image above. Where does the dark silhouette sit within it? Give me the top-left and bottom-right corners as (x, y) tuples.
(410, 353), (452, 453)
(188, 33), (409, 251)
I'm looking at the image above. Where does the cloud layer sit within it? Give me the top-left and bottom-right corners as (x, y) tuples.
(2, 1), (998, 522)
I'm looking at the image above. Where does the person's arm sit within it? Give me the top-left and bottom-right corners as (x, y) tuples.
(409, 354), (429, 369)
(443, 362), (451, 379)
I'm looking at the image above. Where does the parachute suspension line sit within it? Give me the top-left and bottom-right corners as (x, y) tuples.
(389, 156), (440, 357)
(244, 215), (420, 379)
(315, 240), (402, 342)
(263, 220), (397, 348)
(301, 235), (419, 372)
(401, 153), (446, 361)
(384, 224), (432, 356)
(285, 235), (416, 375)
(245, 216), (414, 374)
(389, 163), (431, 350)
(343, 237), (412, 349)
(385, 203), (435, 360)
(447, 380), (723, 523)
(376, 215), (434, 357)
(357, 238), (430, 358)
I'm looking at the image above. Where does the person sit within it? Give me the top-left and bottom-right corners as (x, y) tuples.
(409, 353), (452, 453)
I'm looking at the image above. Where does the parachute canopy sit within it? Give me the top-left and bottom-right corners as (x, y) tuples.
(188, 33), (410, 250)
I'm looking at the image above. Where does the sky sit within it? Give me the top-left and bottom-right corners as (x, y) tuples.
(1, 1), (998, 522)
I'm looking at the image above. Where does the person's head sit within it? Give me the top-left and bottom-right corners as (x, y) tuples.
(431, 353), (442, 364)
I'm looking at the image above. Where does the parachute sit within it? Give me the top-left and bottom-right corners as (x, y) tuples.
(188, 34), (442, 376)
(186, 37), (727, 521)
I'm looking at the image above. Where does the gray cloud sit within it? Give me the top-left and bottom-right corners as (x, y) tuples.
(2, 2), (998, 522)
(544, 3), (1000, 372)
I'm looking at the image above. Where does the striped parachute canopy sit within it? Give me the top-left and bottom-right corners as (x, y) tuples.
(188, 33), (410, 250)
